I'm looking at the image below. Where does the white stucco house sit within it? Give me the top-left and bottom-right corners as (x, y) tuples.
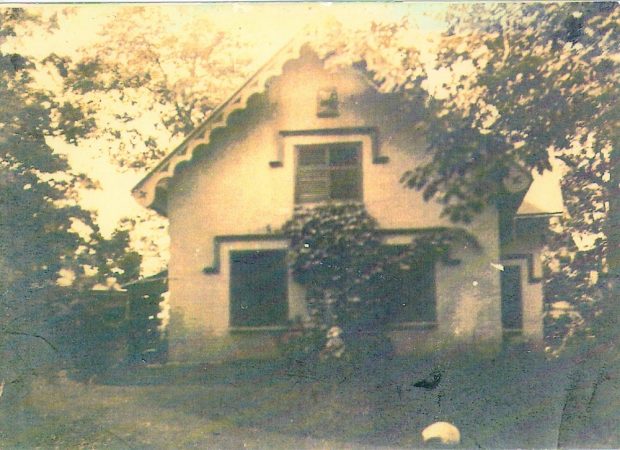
(132, 35), (563, 362)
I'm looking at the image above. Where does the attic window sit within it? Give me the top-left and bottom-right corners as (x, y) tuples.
(295, 142), (362, 203)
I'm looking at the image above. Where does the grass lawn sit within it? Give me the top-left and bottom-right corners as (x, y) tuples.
(1, 344), (617, 449)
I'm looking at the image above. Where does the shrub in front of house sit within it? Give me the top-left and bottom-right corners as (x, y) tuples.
(50, 288), (167, 380)
(51, 291), (130, 379)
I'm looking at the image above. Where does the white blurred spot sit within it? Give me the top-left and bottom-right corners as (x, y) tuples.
(472, 281), (478, 287)
(56, 268), (76, 287)
(490, 262), (505, 272)
(552, 301), (572, 311)
(422, 421), (461, 445)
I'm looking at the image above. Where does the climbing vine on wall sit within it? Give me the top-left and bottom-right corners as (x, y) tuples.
(281, 202), (479, 359)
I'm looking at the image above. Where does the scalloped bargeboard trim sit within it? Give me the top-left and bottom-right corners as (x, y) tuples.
(132, 30), (333, 213)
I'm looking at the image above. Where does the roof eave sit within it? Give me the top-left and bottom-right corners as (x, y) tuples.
(515, 211), (564, 219)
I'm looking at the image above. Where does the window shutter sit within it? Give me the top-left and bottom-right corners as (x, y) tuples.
(230, 250), (288, 327)
(296, 167), (329, 203)
(295, 142), (362, 203)
(330, 168), (361, 200)
(501, 266), (523, 330)
(380, 246), (437, 323)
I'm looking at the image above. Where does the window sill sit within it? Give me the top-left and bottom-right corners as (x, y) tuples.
(388, 321), (438, 331)
(230, 325), (288, 334)
(502, 328), (523, 338)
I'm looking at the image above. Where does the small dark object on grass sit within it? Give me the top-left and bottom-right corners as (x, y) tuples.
(414, 369), (442, 390)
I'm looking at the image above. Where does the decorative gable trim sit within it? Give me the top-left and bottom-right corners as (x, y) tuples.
(132, 26), (376, 215)
(132, 38), (307, 214)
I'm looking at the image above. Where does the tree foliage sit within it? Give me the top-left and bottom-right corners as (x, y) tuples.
(303, 5), (618, 351)
(0, 8), (141, 396)
(2, 3), (615, 371)
(396, 3), (618, 223)
(58, 6), (254, 170)
(350, 3), (618, 352)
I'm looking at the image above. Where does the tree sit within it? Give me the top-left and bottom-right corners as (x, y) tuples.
(28, 7), (259, 280)
(381, 4), (618, 445)
(378, 3), (618, 350)
(301, 6), (617, 351)
(0, 8), (140, 407)
(325, 9), (617, 442)
(58, 6), (254, 170)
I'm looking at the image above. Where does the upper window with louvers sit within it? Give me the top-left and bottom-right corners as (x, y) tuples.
(295, 142), (362, 203)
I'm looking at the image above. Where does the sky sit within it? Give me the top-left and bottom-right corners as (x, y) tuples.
(3, 3), (451, 276)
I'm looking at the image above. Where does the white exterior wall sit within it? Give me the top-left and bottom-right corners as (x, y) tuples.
(166, 50), (504, 362)
(435, 208), (503, 345)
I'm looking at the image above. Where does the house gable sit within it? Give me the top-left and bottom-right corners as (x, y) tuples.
(158, 44), (510, 363)
(131, 25), (381, 215)
(165, 48), (459, 279)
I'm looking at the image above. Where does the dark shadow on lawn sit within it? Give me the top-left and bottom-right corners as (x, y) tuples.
(89, 345), (574, 448)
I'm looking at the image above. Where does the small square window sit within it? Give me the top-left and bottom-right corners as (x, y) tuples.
(295, 142), (362, 203)
(317, 87), (339, 118)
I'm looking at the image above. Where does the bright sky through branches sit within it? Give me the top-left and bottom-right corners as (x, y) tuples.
(1, 3), (449, 275)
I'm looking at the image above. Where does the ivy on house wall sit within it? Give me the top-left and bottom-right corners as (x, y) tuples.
(281, 202), (479, 359)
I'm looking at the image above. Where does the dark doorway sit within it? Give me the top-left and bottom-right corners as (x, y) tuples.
(501, 265), (523, 331)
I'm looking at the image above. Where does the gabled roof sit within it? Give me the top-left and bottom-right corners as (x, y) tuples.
(132, 22), (565, 219)
(132, 26), (333, 215)
(516, 168), (564, 217)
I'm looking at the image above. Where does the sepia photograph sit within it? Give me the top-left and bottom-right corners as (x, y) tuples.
(0, 2), (618, 448)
